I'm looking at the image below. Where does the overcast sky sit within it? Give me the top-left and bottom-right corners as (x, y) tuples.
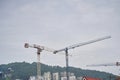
(0, 0), (120, 75)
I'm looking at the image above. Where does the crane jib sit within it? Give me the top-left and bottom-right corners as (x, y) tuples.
(54, 36), (111, 53)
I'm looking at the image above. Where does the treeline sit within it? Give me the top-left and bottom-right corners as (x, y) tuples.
(0, 62), (116, 80)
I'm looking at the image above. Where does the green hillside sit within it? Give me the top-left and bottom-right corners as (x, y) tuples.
(0, 62), (116, 80)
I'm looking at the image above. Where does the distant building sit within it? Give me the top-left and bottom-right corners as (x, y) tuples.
(61, 77), (67, 80)
(69, 73), (74, 76)
(53, 72), (59, 80)
(0, 71), (3, 78)
(60, 72), (75, 77)
(29, 76), (44, 80)
(69, 76), (76, 80)
(77, 77), (83, 80)
(29, 76), (36, 80)
(44, 72), (51, 80)
(60, 72), (66, 77)
(60, 72), (76, 80)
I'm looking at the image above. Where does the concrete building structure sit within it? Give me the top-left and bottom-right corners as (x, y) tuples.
(44, 72), (51, 80)
(60, 72), (66, 77)
(77, 77), (83, 80)
(69, 76), (76, 80)
(53, 72), (59, 80)
(61, 77), (67, 80)
(29, 76), (36, 80)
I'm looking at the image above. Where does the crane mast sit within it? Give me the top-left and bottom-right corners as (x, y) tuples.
(24, 43), (54, 80)
(37, 48), (42, 80)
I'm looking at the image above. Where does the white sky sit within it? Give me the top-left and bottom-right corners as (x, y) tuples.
(0, 0), (120, 75)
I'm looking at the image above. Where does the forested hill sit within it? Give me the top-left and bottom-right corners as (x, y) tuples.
(0, 62), (116, 80)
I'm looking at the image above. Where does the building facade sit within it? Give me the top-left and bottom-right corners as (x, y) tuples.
(53, 72), (59, 80)
(44, 72), (51, 80)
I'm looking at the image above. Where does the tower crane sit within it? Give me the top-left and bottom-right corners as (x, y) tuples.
(86, 62), (120, 67)
(86, 62), (120, 80)
(24, 43), (55, 80)
(53, 36), (111, 80)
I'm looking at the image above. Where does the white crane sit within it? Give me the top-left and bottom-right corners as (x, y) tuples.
(24, 36), (111, 80)
(24, 43), (55, 80)
(86, 62), (120, 67)
(86, 62), (120, 76)
(53, 36), (111, 80)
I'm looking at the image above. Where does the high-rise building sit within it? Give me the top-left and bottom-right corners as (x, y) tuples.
(60, 72), (66, 77)
(60, 72), (76, 80)
(29, 76), (36, 80)
(53, 72), (59, 80)
(77, 77), (83, 80)
(61, 77), (67, 80)
(69, 76), (76, 80)
(44, 72), (51, 80)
